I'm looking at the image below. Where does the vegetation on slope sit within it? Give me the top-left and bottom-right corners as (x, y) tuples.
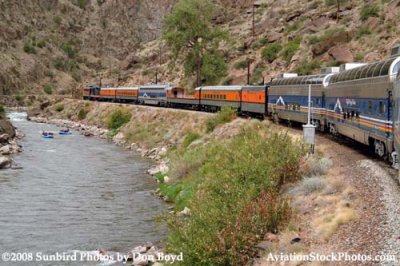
(158, 120), (305, 265)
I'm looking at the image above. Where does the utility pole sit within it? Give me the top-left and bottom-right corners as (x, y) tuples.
(247, 60), (251, 85)
(252, 0), (255, 38)
(303, 85), (316, 154)
(159, 42), (162, 66)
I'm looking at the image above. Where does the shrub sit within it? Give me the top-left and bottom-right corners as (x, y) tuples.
(355, 27), (372, 39)
(77, 0), (88, 9)
(251, 64), (266, 84)
(308, 27), (346, 45)
(305, 157), (332, 176)
(43, 84), (53, 95)
(206, 106), (236, 132)
(295, 60), (321, 75)
(53, 16), (62, 25)
(360, 4), (379, 21)
(61, 43), (77, 59)
(15, 95), (24, 105)
(53, 57), (66, 70)
(251, 37), (268, 49)
(355, 52), (364, 61)
(106, 108), (132, 130)
(301, 176), (326, 195)
(282, 37), (301, 62)
(182, 131), (201, 148)
(65, 59), (79, 71)
(261, 43), (282, 63)
(165, 128), (304, 265)
(71, 71), (81, 82)
(78, 108), (88, 120)
(55, 104), (64, 112)
(233, 59), (248, 70)
(287, 20), (302, 33)
(23, 42), (36, 54)
(0, 105), (5, 115)
(325, 0), (348, 6)
(36, 40), (46, 48)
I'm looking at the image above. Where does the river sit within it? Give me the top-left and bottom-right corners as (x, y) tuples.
(0, 112), (166, 265)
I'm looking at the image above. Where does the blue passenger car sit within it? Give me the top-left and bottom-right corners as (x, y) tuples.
(326, 57), (400, 159)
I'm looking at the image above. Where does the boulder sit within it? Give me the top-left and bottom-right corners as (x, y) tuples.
(0, 156), (11, 169)
(364, 51), (382, 62)
(267, 31), (283, 43)
(83, 131), (93, 137)
(328, 45), (354, 63)
(40, 101), (51, 110)
(0, 119), (16, 138)
(0, 145), (11, 155)
(26, 108), (41, 119)
(0, 133), (10, 143)
(312, 30), (351, 56)
(112, 132), (125, 145)
(177, 207), (191, 217)
(286, 10), (303, 22)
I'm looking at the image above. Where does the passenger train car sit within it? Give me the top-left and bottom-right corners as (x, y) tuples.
(268, 74), (331, 131)
(326, 57), (400, 159)
(83, 55), (400, 165)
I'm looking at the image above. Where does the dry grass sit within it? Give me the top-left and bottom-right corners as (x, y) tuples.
(287, 153), (357, 245)
(314, 201), (357, 241)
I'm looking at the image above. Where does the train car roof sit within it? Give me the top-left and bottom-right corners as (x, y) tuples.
(270, 74), (327, 86)
(195, 86), (243, 91)
(115, 87), (139, 90)
(139, 84), (175, 89)
(330, 56), (400, 84)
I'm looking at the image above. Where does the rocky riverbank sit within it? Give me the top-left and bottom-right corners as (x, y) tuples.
(0, 113), (23, 169)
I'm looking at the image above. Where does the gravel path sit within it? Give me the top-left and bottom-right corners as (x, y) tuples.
(254, 128), (400, 266)
(358, 160), (400, 266)
(312, 135), (400, 266)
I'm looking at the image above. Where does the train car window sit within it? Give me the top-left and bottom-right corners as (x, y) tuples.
(360, 65), (370, 79)
(368, 101), (373, 114)
(356, 111), (360, 118)
(366, 64), (376, 78)
(380, 60), (392, 76)
(343, 71), (352, 81)
(372, 63), (382, 77)
(379, 101), (385, 115)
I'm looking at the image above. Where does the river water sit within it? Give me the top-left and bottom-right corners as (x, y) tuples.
(0, 112), (166, 265)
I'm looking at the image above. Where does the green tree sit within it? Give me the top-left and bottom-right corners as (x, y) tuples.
(163, 0), (228, 85)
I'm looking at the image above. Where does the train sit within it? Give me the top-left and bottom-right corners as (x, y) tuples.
(83, 53), (400, 167)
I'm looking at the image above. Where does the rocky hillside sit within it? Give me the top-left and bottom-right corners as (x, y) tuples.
(1, 0), (400, 96)
(0, 0), (175, 96)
